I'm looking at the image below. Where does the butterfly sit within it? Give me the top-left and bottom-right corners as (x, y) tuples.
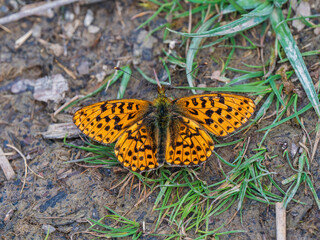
(73, 88), (255, 172)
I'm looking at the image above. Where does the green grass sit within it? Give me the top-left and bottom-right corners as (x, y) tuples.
(64, 0), (320, 238)
(87, 206), (142, 239)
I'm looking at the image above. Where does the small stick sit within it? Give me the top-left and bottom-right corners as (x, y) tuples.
(15, 29), (33, 49)
(311, 121), (320, 162)
(0, 147), (16, 180)
(0, 24), (12, 33)
(0, 0), (79, 25)
(6, 144), (43, 193)
(55, 59), (77, 80)
(53, 95), (83, 116)
(276, 201), (286, 240)
(105, 61), (121, 92)
(6, 144), (28, 193)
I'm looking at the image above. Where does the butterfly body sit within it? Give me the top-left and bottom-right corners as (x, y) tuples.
(152, 89), (173, 165)
(73, 89), (256, 172)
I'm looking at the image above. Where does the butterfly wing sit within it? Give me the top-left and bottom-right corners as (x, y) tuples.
(73, 99), (152, 144)
(173, 93), (255, 137)
(115, 119), (159, 172)
(165, 116), (214, 166)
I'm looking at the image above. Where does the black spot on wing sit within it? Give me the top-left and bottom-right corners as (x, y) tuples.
(205, 110), (214, 117)
(191, 98), (198, 106)
(188, 109), (199, 115)
(127, 102), (133, 110)
(113, 116), (121, 123)
(118, 102), (125, 113)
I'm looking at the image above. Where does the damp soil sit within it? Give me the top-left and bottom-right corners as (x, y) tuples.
(0, 1), (320, 239)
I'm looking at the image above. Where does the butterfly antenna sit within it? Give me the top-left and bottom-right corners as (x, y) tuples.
(186, 62), (208, 76)
(114, 67), (141, 82)
(153, 68), (162, 90)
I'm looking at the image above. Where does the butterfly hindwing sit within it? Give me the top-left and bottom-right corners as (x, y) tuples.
(115, 119), (159, 172)
(73, 99), (152, 144)
(166, 116), (214, 166)
(173, 93), (255, 137)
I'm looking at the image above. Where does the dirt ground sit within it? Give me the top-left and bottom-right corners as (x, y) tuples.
(0, 1), (319, 239)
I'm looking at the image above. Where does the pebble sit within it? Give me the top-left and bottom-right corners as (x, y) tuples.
(77, 61), (90, 75)
(42, 224), (56, 234)
(292, 2), (311, 31)
(196, 83), (207, 94)
(133, 30), (157, 65)
(84, 9), (94, 27)
(33, 74), (69, 103)
(88, 25), (100, 34)
(64, 10), (75, 22)
(32, 25), (42, 38)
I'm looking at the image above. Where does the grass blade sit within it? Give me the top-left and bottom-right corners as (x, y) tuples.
(186, 16), (217, 93)
(167, 2), (271, 37)
(270, 7), (320, 117)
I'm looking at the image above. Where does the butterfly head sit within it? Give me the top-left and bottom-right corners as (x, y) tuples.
(157, 85), (167, 97)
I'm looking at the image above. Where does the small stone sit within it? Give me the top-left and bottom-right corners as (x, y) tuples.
(291, 143), (298, 158)
(0, 5), (9, 13)
(65, 19), (80, 39)
(84, 9), (94, 27)
(33, 74), (69, 103)
(8, 0), (18, 10)
(133, 30), (157, 65)
(42, 224), (56, 234)
(196, 83), (206, 94)
(32, 25), (42, 38)
(74, 3), (80, 15)
(88, 25), (100, 34)
(96, 71), (107, 82)
(11, 80), (26, 93)
(292, 2), (311, 31)
(37, 39), (64, 57)
(314, 27), (320, 35)
(77, 61), (90, 75)
(64, 10), (74, 22)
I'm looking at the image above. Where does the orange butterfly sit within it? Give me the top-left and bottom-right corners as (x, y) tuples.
(73, 88), (255, 172)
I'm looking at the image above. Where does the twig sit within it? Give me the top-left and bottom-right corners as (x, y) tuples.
(6, 144), (43, 193)
(276, 201), (286, 240)
(225, 209), (239, 226)
(0, 147), (16, 180)
(15, 29), (33, 49)
(0, 0), (80, 25)
(7, 144), (28, 193)
(110, 172), (133, 190)
(54, 95), (84, 116)
(240, 137), (250, 161)
(311, 120), (320, 163)
(131, 11), (154, 20)
(55, 59), (77, 79)
(0, 24), (12, 33)
(106, 61), (120, 92)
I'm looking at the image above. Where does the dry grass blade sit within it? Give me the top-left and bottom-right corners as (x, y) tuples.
(0, 0), (80, 25)
(6, 144), (43, 193)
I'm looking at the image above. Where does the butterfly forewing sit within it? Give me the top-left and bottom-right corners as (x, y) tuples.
(114, 119), (159, 172)
(166, 116), (214, 166)
(73, 99), (152, 144)
(173, 93), (255, 137)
